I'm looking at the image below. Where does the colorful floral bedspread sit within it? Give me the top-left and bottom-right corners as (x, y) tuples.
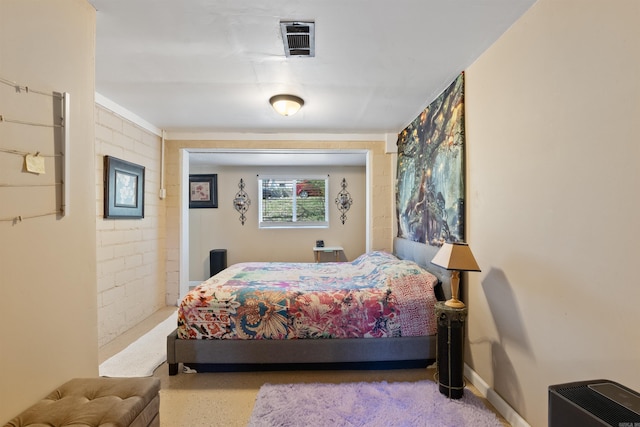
(177, 251), (438, 340)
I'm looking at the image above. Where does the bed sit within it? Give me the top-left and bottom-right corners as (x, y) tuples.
(167, 239), (448, 375)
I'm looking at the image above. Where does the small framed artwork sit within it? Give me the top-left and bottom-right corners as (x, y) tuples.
(104, 155), (145, 219)
(189, 174), (218, 208)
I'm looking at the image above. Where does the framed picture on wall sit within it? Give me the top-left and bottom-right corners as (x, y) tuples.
(104, 155), (145, 219)
(189, 174), (218, 208)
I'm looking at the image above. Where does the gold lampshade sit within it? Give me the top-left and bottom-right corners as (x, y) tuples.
(431, 242), (480, 308)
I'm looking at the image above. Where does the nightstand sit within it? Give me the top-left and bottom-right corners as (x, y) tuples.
(313, 246), (343, 262)
(435, 301), (468, 399)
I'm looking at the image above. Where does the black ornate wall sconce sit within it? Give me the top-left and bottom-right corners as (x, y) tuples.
(335, 178), (353, 225)
(233, 178), (251, 225)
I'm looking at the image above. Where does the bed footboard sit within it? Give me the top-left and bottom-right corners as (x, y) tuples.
(167, 329), (436, 375)
(167, 329), (179, 375)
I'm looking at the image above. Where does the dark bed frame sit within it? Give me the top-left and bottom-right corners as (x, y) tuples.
(166, 238), (449, 375)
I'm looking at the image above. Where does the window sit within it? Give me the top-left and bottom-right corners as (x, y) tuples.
(259, 177), (329, 228)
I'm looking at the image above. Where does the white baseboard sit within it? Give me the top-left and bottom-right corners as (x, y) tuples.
(464, 364), (531, 427)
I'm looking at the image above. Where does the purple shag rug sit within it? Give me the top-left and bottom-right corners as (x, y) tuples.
(248, 380), (503, 426)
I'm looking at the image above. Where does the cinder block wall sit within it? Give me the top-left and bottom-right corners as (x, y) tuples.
(95, 104), (166, 346)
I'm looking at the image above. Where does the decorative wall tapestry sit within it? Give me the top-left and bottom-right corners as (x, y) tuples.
(396, 73), (465, 246)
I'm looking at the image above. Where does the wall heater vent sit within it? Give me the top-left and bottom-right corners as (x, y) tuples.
(549, 379), (640, 427)
(280, 21), (315, 57)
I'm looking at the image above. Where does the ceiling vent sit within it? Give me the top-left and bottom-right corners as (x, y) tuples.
(280, 21), (315, 57)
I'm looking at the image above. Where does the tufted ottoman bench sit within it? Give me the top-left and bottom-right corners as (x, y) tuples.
(4, 377), (160, 427)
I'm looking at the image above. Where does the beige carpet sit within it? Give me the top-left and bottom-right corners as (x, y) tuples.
(99, 308), (510, 427)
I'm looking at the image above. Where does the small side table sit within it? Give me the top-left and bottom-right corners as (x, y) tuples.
(313, 246), (343, 262)
(435, 301), (468, 399)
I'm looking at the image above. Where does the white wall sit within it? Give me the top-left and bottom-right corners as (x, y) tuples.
(188, 164), (366, 281)
(0, 0), (97, 423)
(465, 1), (640, 426)
(95, 104), (167, 346)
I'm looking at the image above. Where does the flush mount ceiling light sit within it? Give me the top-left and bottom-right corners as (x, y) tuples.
(269, 94), (304, 116)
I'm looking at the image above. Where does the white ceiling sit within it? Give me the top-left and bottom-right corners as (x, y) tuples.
(89, 0), (536, 136)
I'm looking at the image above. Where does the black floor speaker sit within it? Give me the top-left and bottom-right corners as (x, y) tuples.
(209, 249), (227, 277)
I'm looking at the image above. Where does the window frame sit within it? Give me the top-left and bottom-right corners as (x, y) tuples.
(258, 175), (329, 228)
